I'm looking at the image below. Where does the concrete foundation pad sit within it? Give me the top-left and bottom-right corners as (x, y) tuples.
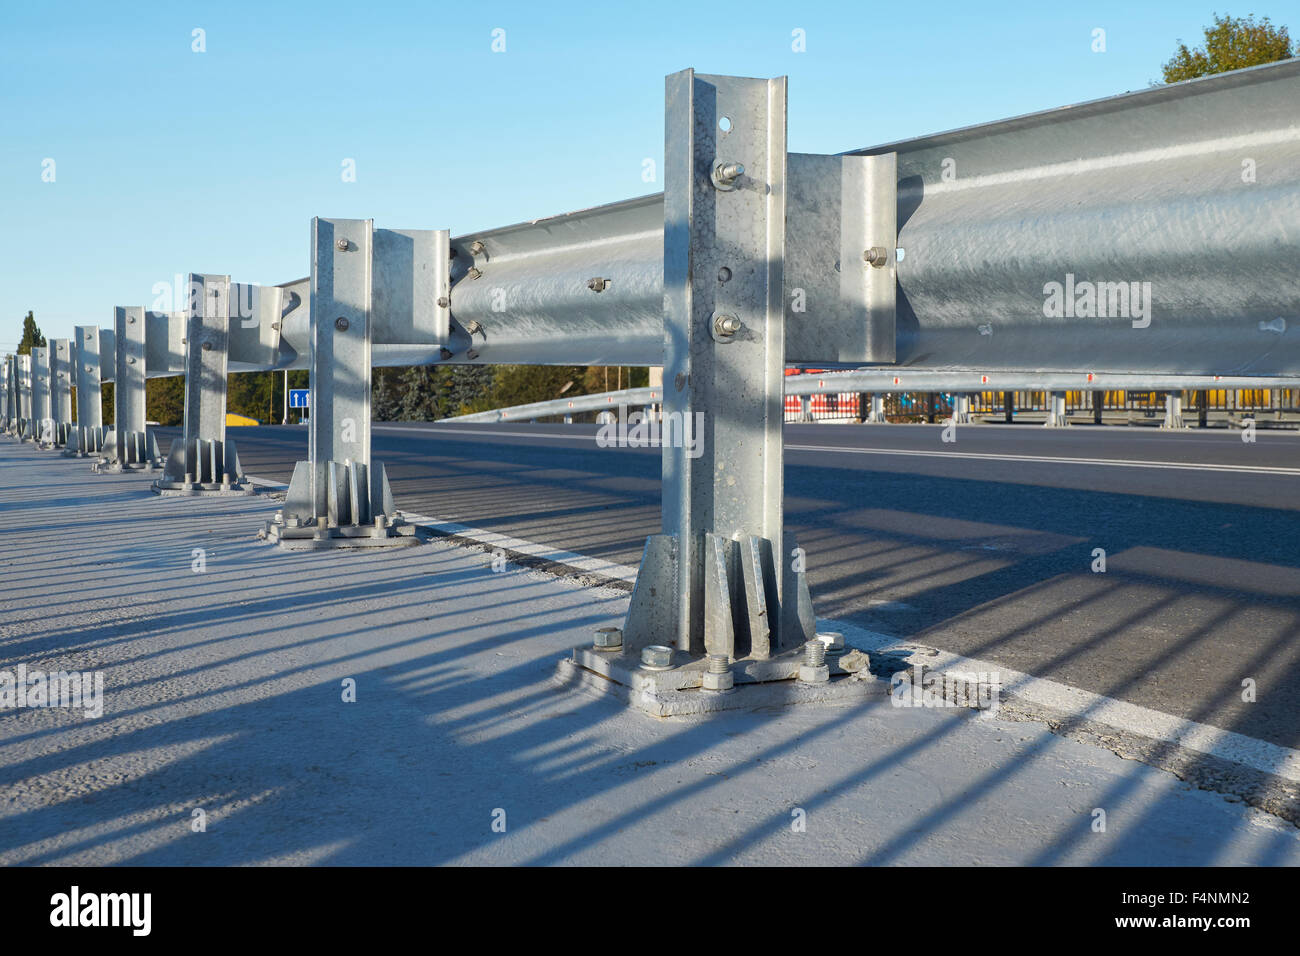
(2, 437), (1298, 865)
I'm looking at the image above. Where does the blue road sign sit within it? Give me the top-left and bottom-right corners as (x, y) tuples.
(289, 389), (310, 409)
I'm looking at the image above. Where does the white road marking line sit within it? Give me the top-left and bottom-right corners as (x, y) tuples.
(786, 443), (1300, 476)
(833, 622), (1300, 786)
(399, 509), (639, 585)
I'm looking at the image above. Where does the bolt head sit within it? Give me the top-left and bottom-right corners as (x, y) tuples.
(335, 317), (350, 331)
(336, 238), (349, 251)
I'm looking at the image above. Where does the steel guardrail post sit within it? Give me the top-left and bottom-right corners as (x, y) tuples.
(15, 354), (32, 441)
(30, 347), (53, 447)
(49, 338), (73, 447)
(95, 307), (161, 473)
(263, 220), (448, 548)
(65, 325), (105, 457)
(574, 69), (821, 695)
(153, 274), (253, 495)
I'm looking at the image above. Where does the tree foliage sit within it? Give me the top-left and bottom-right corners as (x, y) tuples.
(1162, 13), (1294, 82)
(17, 311), (45, 355)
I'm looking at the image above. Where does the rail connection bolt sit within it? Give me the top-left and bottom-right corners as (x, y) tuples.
(593, 626), (623, 651)
(799, 639), (830, 684)
(712, 161), (745, 189)
(640, 645), (673, 670)
(863, 246), (889, 267)
(702, 654), (734, 693)
(713, 314), (742, 338)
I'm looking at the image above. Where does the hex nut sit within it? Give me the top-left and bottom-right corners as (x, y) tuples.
(640, 644), (673, 669)
(798, 663), (830, 684)
(702, 670), (735, 692)
(593, 626), (623, 649)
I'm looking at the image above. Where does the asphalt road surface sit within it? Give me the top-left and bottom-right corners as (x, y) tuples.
(163, 421), (1300, 754)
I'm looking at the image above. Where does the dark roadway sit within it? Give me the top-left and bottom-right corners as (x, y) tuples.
(165, 420), (1300, 754)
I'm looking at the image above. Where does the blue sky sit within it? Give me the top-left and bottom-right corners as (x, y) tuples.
(3, 0), (1297, 350)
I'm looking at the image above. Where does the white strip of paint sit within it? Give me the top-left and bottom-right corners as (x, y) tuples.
(830, 621), (1300, 785)
(399, 509), (640, 585)
(787, 443), (1300, 477)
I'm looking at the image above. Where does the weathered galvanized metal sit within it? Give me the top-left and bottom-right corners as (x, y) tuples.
(65, 325), (105, 457)
(568, 70), (825, 700)
(95, 307), (161, 472)
(14, 354), (32, 441)
(1, 355), (15, 434)
(264, 219), (448, 548)
(154, 275), (254, 496)
(48, 338), (73, 446)
(29, 347), (53, 446)
(847, 58), (1300, 376)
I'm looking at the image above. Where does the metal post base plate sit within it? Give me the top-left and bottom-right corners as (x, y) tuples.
(557, 646), (876, 717)
(260, 517), (420, 550)
(152, 479), (256, 497)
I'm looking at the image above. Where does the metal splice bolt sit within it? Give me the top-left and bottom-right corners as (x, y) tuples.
(714, 314), (742, 337)
(863, 246), (888, 267)
(714, 162), (745, 185)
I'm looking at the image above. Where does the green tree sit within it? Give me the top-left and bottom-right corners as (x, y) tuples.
(17, 311), (45, 355)
(146, 377), (184, 426)
(1162, 13), (1294, 82)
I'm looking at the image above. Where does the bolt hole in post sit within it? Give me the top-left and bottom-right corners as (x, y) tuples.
(718, 115), (731, 132)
